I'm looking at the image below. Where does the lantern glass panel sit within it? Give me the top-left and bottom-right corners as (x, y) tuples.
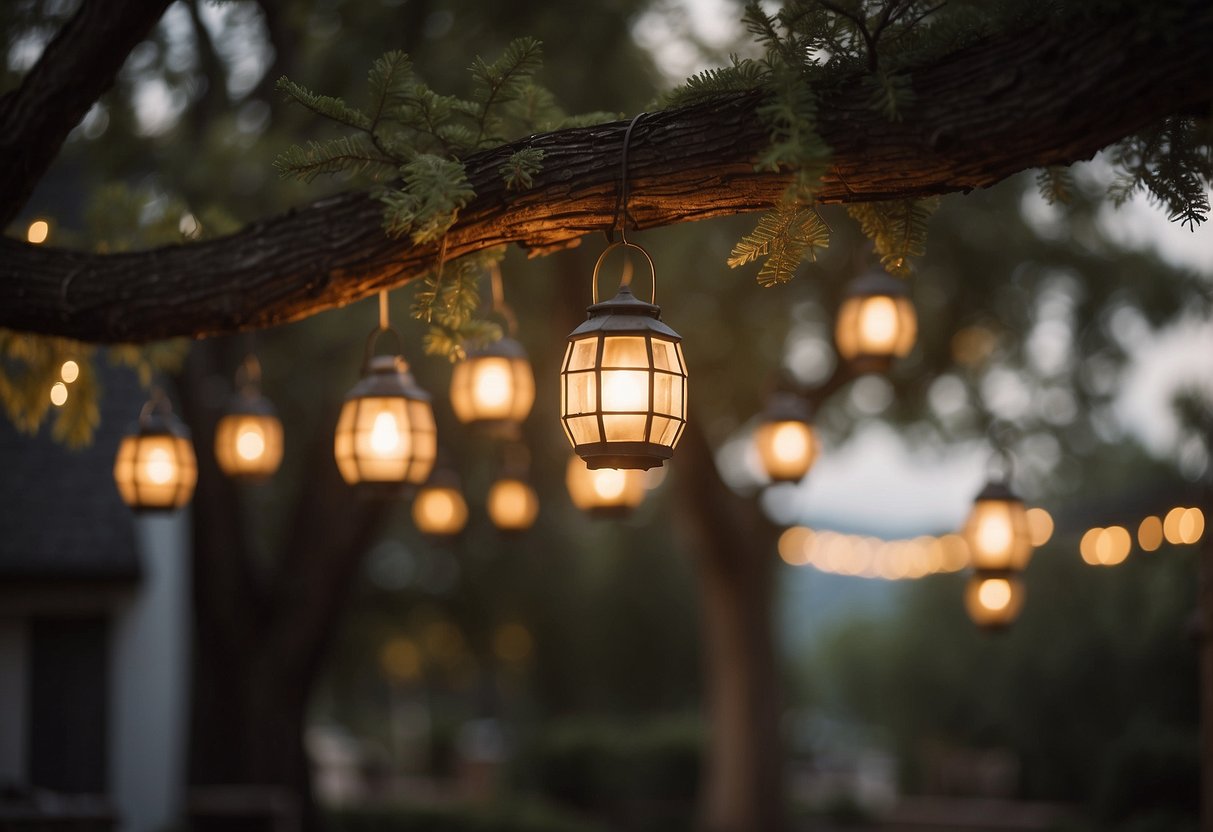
(488, 478), (538, 531)
(114, 432), (197, 510)
(215, 412), (284, 479)
(566, 456), (645, 514)
(602, 336), (648, 368)
(755, 420), (817, 482)
(413, 485), (468, 536)
(335, 395), (436, 486)
(964, 497), (1033, 571)
(964, 574), (1025, 629)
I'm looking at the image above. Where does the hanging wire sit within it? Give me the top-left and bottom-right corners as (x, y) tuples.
(236, 352), (262, 394)
(378, 290), (390, 330)
(608, 112), (647, 246)
(488, 262), (518, 336)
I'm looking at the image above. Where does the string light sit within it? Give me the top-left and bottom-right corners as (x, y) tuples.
(26, 219), (49, 245)
(60, 360), (79, 383)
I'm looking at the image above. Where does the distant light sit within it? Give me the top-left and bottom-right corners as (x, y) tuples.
(1163, 507), (1185, 544)
(178, 212), (201, 238)
(1026, 507), (1054, 547)
(1099, 526), (1131, 565)
(27, 220), (49, 245)
(49, 382), (68, 406)
(1179, 508), (1205, 545)
(1079, 528), (1102, 565)
(380, 637), (423, 683)
(492, 623), (534, 664)
(1137, 516), (1163, 552)
(60, 360), (80, 383)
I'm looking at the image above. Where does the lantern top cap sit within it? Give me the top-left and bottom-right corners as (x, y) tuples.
(225, 388), (278, 418)
(974, 477), (1022, 504)
(346, 353), (431, 402)
(569, 285), (682, 340)
(133, 392), (190, 438)
(466, 335), (528, 360)
(844, 269), (910, 299)
(760, 390), (813, 424)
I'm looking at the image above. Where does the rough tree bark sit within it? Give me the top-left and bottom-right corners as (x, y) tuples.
(2, 1), (1210, 343)
(674, 420), (784, 832)
(0, 0), (173, 229)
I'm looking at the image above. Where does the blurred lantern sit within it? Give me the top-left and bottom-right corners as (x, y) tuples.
(962, 459), (1033, 572)
(754, 391), (818, 483)
(412, 468), (469, 537)
(215, 354), (283, 481)
(487, 477), (539, 531)
(560, 241), (687, 470)
(114, 391), (197, 511)
(334, 293), (436, 495)
(450, 264), (535, 437)
(834, 270), (917, 373)
(964, 571), (1025, 631)
(566, 455), (646, 518)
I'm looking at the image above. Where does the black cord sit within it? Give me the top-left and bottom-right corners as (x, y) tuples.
(607, 112), (646, 244)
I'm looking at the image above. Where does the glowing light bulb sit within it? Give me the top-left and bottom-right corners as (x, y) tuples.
(427, 491), (455, 525)
(473, 362), (512, 409)
(60, 360), (79, 383)
(235, 425), (266, 461)
(592, 468), (627, 500)
(978, 578), (1012, 611)
(49, 382), (68, 406)
(145, 448), (175, 485)
(771, 422), (809, 463)
(601, 370), (648, 412)
(369, 411), (400, 456)
(975, 513), (1012, 556)
(859, 296), (899, 351)
(27, 220), (49, 245)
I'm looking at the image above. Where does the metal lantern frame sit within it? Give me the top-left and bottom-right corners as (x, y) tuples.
(754, 391), (818, 484)
(835, 269), (918, 374)
(215, 354), (284, 481)
(334, 325), (437, 497)
(114, 392), (198, 512)
(962, 466), (1034, 573)
(561, 240), (687, 471)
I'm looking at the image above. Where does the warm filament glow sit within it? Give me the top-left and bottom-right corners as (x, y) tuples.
(473, 362), (512, 409)
(771, 422), (809, 462)
(601, 370), (649, 411)
(1026, 507), (1054, 547)
(235, 426), (266, 461)
(49, 382), (68, 406)
(974, 513), (1013, 557)
(591, 468), (627, 500)
(858, 296), (899, 351)
(27, 219), (49, 244)
(60, 360), (80, 383)
(977, 578), (1013, 611)
(145, 448), (175, 485)
(369, 411), (400, 455)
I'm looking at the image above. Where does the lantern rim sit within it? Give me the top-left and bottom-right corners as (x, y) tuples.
(569, 287), (683, 341)
(973, 479), (1023, 504)
(578, 441), (673, 471)
(759, 391), (812, 425)
(844, 269), (910, 299)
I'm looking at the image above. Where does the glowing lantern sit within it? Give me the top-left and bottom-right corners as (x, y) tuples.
(962, 475), (1033, 573)
(450, 336), (535, 436)
(753, 392), (818, 483)
(964, 572), (1025, 631)
(334, 327), (436, 495)
(487, 477), (539, 531)
(215, 355), (283, 481)
(565, 455), (646, 518)
(560, 242), (687, 470)
(412, 470), (469, 537)
(114, 394), (197, 511)
(834, 270), (917, 372)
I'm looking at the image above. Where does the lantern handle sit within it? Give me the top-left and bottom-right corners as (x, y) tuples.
(138, 387), (175, 426)
(235, 353), (262, 394)
(362, 325), (405, 372)
(591, 240), (657, 305)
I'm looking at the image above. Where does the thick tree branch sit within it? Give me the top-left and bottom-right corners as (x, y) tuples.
(1, 4), (1210, 343)
(0, 0), (173, 229)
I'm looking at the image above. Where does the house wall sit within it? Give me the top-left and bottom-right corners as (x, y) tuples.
(109, 512), (191, 832)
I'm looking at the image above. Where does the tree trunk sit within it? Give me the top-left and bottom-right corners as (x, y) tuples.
(675, 421), (784, 832)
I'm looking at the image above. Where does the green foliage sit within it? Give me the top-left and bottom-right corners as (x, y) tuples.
(845, 197), (939, 276)
(1108, 117), (1212, 229)
(410, 250), (505, 361)
(1036, 165), (1075, 205)
(499, 148), (545, 191)
(274, 136), (397, 183)
(380, 154), (475, 243)
(326, 799), (610, 832)
(660, 57), (769, 108)
(729, 204), (831, 286)
(865, 67), (915, 122)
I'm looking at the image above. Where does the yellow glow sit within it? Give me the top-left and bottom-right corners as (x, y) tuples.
(26, 219), (49, 244)
(493, 623), (534, 664)
(1180, 508), (1205, 545)
(938, 534), (970, 572)
(380, 637), (423, 683)
(413, 486), (468, 536)
(488, 479), (539, 530)
(1026, 508), (1054, 547)
(964, 497), (1031, 571)
(49, 382), (68, 406)
(975, 512), (1012, 556)
(771, 422), (809, 462)
(1138, 516), (1163, 552)
(778, 527), (812, 566)
(235, 425), (266, 461)
(1080, 527), (1102, 565)
(858, 296), (899, 351)
(473, 361), (513, 409)
(1163, 507), (1185, 544)
(601, 369), (649, 412)
(1097, 526), (1131, 566)
(977, 578), (1013, 611)
(60, 360), (80, 383)
(145, 447), (176, 485)
(369, 411), (400, 455)
(591, 468), (627, 500)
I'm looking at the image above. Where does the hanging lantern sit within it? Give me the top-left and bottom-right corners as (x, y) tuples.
(334, 324), (437, 495)
(753, 391), (818, 483)
(450, 336), (535, 436)
(561, 241), (687, 470)
(412, 469), (469, 537)
(215, 355), (283, 481)
(566, 455), (646, 518)
(962, 471), (1033, 572)
(834, 270), (917, 373)
(487, 477), (539, 532)
(114, 393), (198, 511)
(964, 571), (1025, 631)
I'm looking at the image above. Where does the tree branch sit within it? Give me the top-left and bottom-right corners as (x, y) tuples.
(0, 0), (173, 229)
(1, 4), (1210, 343)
